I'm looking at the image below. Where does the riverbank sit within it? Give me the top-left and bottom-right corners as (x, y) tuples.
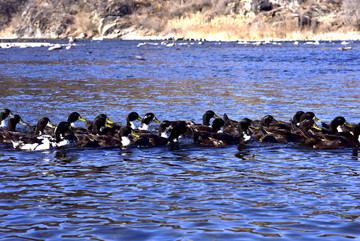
(1, 0), (359, 42)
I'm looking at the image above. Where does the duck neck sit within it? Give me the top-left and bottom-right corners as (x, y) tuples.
(139, 123), (149, 131)
(129, 121), (136, 129)
(121, 136), (131, 147)
(203, 117), (211, 126)
(160, 132), (169, 138)
(7, 120), (17, 131)
(0, 119), (6, 128)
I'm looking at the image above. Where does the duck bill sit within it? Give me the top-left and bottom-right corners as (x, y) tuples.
(131, 130), (140, 138)
(345, 121), (353, 128)
(312, 122), (322, 131)
(78, 117), (87, 123)
(154, 117), (161, 123)
(106, 118), (114, 125)
(105, 123), (113, 128)
(137, 116), (143, 121)
(314, 116), (322, 123)
(19, 118), (27, 126)
(47, 121), (56, 129)
(214, 114), (222, 119)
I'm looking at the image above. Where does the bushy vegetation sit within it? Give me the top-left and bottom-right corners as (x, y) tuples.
(0, 0), (359, 39)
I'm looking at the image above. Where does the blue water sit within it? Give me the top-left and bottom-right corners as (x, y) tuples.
(0, 40), (360, 240)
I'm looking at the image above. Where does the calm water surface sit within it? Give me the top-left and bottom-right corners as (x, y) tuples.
(0, 40), (360, 240)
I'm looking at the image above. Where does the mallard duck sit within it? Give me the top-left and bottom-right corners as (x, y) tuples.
(202, 110), (221, 126)
(75, 126), (138, 148)
(251, 115), (302, 143)
(298, 119), (357, 149)
(321, 116), (353, 134)
(0, 114), (28, 144)
(138, 113), (160, 131)
(126, 112), (143, 129)
(102, 112), (143, 136)
(299, 111), (322, 123)
(11, 121), (73, 151)
(5, 114), (27, 132)
(67, 112), (87, 127)
(193, 129), (240, 147)
(192, 118), (252, 147)
(27, 117), (56, 135)
(11, 117), (56, 150)
(237, 118), (253, 142)
(190, 118), (225, 133)
(84, 114), (114, 133)
(90, 115), (114, 135)
(133, 121), (193, 147)
(0, 109), (13, 128)
(223, 113), (238, 128)
(223, 115), (253, 136)
(292, 111), (305, 126)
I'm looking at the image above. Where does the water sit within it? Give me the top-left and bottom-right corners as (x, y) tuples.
(0, 40), (360, 240)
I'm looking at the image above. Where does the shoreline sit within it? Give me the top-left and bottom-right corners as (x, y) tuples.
(1, 30), (360, 49)
(1, 32), (360, 43)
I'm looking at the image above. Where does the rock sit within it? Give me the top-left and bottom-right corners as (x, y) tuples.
(48, 44), (62, 50)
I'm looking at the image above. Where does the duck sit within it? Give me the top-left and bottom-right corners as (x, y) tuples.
(202, 110), (221, 126)
(84, 114), (114, 133)
(189, 118), (225, 133)
(75, 125), (138, 148)
(27, 117), (56, 135)
(222, 115), (253, 136)
(138, 113), (161, 131)
(237, 118), (253, 142)
(291, 111), (305, 126)
(101, 112), (143, 136)
(252, 114), (291, 132)
(223, 113), (239, 128)
(187, 110), (222, 133)
(67, 112), (87, 127)
(251, 115), (303, 143)
(299, 111), (322, 124)
(126, 112), (143, 129)
(133, 122), (189, 147)
(0, 109), (13, 128)
(321, 116), (353, 134)
(193, 128), (239, 147)
(11, 121), (74, 151)
(299, 119), (358, 149)
(0, 114), (28, 144)
(192, 118), (252, 147)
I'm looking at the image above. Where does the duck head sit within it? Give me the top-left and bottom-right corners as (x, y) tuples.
(299, 112), (321, 123)
(292, 111), (305, 125)
(330, 116), (352, 133)
(0, 109), (13, 127)
(299, 119), (322, 133)
(211, 118), (225, 133)
(67, 112), (87, 127)
(118, 126), (138, 147)
(260, 115), (277, 128)
(202, 110), (221, 126)
(139, 113), (160, 130)
(55, 121), (73, 142)
(92, 116), (113, 135)
(8, 114), (27, 131)
(126, 112), (142, 129)
(158, 120), (172, 138)
(35, 117), (55, 135)
(238, 118), (253, 141)
(168, 124), (191, 143)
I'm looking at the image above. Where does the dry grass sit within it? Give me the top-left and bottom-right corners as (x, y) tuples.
(1, 0), (360, 40)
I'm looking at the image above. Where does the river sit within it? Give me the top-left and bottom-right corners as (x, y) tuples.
(0, 40), (359, 240)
